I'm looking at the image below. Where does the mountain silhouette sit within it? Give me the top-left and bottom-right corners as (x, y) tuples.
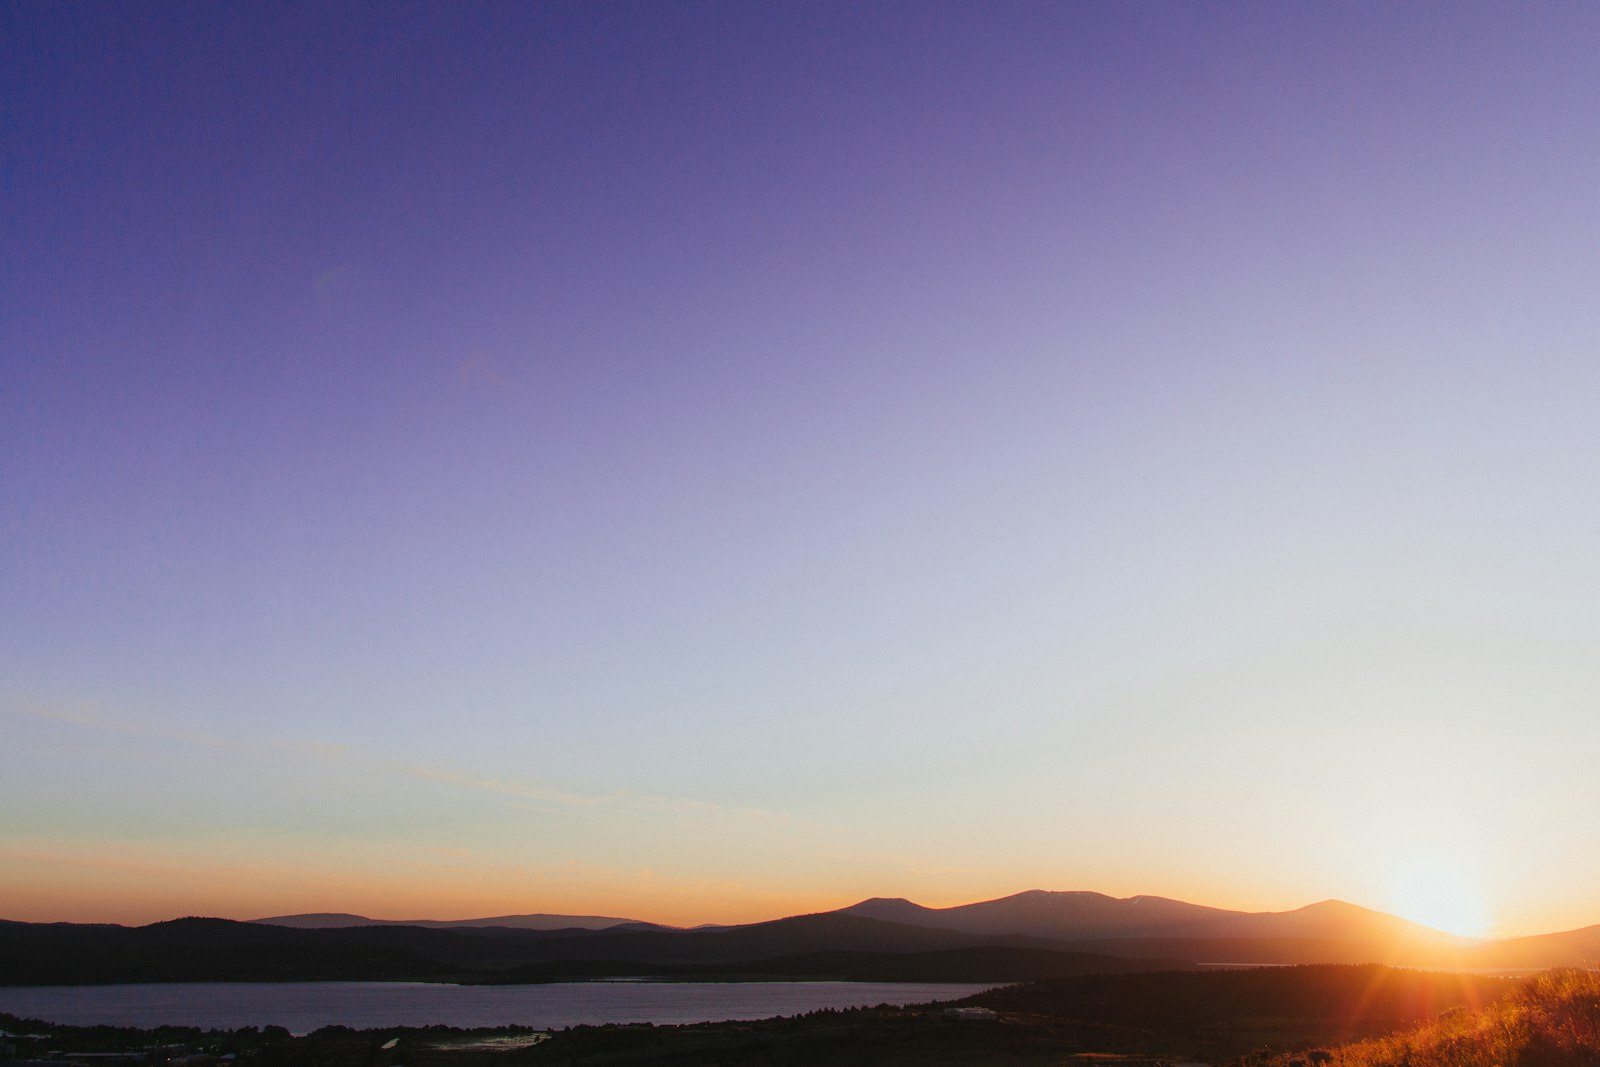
(10, 889), (1596, 984)
(838, 890), (1464, 945)
(252, 912), (651, 932)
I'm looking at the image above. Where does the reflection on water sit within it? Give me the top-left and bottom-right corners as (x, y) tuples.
(0, 980), (997, 1034)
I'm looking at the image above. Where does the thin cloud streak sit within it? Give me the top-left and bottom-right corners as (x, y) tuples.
(398, 760), (821, 830)
(401, 763), (603, 809)
(1, 699), (229, 749)
(3, 694), (817, 835)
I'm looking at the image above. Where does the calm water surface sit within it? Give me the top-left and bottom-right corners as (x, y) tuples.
(0, 981), (997, 1034)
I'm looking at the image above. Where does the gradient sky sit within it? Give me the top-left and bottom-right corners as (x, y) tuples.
(5, 1), (1600, 938)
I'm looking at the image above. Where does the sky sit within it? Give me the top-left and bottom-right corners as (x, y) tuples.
(4, 1), (1600, 939)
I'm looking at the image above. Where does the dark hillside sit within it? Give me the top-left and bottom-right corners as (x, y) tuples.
(975, 964), (1514, 1037)
(0, 915), (1157, 984)
(0, 918), (456, 984)
(493, 912), (1069, 964)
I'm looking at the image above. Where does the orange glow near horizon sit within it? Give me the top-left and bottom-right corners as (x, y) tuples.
(2, 864), (1584, 940)
(2, 838), (1589, 937)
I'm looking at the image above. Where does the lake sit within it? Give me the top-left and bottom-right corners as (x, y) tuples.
(0, 981), (998, 1034)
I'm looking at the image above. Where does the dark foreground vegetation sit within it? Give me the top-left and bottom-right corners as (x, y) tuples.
(4, 964), (1575, 1066)
(1260, 969), (1600, 1067)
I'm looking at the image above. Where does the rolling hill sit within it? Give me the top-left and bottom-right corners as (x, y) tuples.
(834, 890), (1475, 966)
(837, 890), (1464, 944)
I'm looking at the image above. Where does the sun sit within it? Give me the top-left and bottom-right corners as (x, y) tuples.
(1389, 861), (1493, 939)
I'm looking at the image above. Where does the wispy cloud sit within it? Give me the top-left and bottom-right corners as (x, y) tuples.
(3, 694), (815, 834)
(1, 698), (228, 749)
(398, 759), (818, 831)
(293, 739), (351, 759)
(401, 763), (603, 808)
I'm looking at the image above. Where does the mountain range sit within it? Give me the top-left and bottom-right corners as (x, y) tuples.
(251, 911), (653, 931)
(6, 890), (1598, 986)
(248, 889), (1600, 970)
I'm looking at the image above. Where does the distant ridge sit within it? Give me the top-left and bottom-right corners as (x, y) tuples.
(839, 890), (1242, 939)
(835, 890), (1471, 964)
(252, 912), (654, 931)
(8, 889), (1600, 984)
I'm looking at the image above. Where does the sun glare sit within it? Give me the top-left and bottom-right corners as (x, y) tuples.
(1390, 862), (1492, 939)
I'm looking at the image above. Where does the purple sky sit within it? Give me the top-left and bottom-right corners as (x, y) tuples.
(5, 2), (1600, 934)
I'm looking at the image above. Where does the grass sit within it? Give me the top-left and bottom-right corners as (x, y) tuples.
(1265, 969), (1600, 1067)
